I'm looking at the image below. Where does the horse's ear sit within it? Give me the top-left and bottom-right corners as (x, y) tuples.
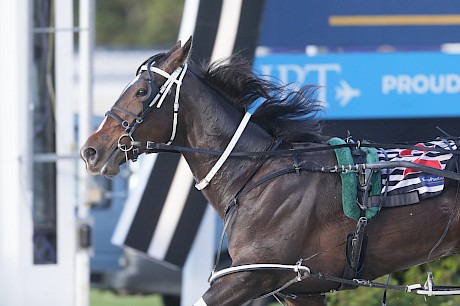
(160, 36), (192, 74)
(164, 40), (182, 58)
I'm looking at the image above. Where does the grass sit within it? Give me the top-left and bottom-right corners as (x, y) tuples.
(90, 289), (164, 306)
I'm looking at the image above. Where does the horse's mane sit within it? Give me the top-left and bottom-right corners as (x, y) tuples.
(193, 55), (324, 143)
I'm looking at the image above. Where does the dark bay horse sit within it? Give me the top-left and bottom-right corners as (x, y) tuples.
(81, 38), (460, 306)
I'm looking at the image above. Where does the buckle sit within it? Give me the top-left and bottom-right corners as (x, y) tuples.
(131, 148), (140, 162)
(146, 141), (156, 150)
(121, 120), (131, 131)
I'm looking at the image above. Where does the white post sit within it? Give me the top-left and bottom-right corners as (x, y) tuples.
(181, 207), (216, 306)
(0, 0), (32, 306)
(0, 0), (89, 304)
(78, 0), (95, 143)
(55, 0), (83, 305)
(77, 0), (95, 305)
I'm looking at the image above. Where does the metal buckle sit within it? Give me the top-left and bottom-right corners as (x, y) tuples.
(353, 279), (370, 286)
(131, 148), (140, 162)
(146, 141), (156, 150)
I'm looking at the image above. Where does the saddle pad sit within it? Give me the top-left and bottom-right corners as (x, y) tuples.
(329, 138), (457, 221)
(376, 140), (457, 199)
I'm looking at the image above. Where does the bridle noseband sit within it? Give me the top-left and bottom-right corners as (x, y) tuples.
(105, 56), (188, 161)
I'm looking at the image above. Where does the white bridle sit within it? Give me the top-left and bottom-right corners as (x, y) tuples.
(138, 63), (188, 145)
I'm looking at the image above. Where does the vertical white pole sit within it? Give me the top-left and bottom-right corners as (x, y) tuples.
(181, 207), (216, 306)
(78, 0), (95, 306)
(55, 0), (81, 305)
(78, 1), (95, 143)
(0, 1), (32, 306)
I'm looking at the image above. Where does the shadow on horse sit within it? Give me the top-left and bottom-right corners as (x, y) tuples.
(81, 38), (460, 306)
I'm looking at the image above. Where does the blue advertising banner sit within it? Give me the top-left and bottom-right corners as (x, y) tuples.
(254, 52), (460, 119)
(259, 0), (460, 47)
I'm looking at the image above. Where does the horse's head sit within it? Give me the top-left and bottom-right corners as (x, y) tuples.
(80, 37), (192, 176)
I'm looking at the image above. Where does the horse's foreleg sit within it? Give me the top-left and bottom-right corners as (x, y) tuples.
(285, 295), (327, 306)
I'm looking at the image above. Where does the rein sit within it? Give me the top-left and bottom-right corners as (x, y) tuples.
(132, 140), (460, 182)
(135, 139), (460, 157)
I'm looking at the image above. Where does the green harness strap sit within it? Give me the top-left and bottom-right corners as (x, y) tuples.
(327, 138), (381, 220)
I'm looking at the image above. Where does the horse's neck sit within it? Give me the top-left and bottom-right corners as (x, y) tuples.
(177, 81), (273, 216)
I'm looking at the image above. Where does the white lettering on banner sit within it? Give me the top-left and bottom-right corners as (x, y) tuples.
(258, 63), (341, 107)
(382, 74), (460, 95)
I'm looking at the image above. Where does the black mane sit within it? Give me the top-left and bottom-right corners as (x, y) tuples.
(194, 56), (324, 143)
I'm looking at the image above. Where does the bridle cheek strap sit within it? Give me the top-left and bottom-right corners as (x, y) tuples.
(147, 64), (188, 145)
(166, 64), (187, 144)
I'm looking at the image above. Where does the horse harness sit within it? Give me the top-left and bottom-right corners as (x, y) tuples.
(210, 139), (460, 301)
(134, 133), (460, 301)
(104, 59), (460, 302)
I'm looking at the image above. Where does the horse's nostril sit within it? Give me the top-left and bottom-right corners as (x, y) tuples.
(82, 146), (97, 164)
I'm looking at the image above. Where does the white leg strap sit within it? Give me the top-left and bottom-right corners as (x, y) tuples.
(193, 297), (207, 306)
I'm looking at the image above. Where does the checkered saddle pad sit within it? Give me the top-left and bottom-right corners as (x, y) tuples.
(376, 139), (457, 200)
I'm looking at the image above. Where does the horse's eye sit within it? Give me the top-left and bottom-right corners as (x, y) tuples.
(136, 88), (148, 97)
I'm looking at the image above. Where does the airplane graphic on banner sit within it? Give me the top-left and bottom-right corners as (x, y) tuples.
(255, 52), (460, 119)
